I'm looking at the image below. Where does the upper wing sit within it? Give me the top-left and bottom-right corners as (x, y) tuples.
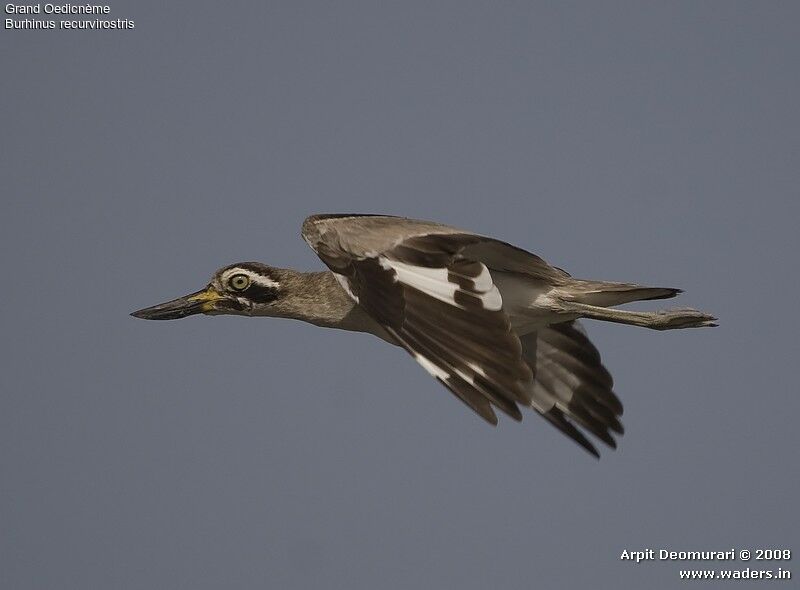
(302, 213), (571, 283)
(521, 321), (624, 457)
(303, 215), (533, 424)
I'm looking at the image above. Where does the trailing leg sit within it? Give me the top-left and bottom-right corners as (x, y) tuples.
(559, 301), (717, 330)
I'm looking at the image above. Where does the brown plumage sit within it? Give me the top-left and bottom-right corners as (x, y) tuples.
(132, 213), (717, 457)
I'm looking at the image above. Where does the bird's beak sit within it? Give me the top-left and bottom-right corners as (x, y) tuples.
(130, 285), (226, 320)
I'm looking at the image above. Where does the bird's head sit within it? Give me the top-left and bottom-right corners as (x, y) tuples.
(131, 262), (285, 320)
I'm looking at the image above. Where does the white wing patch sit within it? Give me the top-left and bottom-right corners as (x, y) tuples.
(332, 272), (359, 303)
(383, 260), (456, 304)
(413, 352), (450, 380)
(467, 361), (487, 378)
(380, 258), (502, 311)
(457, 262), (494, 292)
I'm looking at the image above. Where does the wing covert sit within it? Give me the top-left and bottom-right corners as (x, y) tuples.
(305, 222), (533, 424)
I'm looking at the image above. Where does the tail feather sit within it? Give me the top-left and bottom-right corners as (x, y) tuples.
(565, 280), (681, 307)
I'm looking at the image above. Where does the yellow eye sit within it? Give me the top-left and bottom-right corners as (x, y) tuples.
(229, 274), (250, 291)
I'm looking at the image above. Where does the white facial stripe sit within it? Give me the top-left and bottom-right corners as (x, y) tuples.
(220, 268), (280, 289)
(249, 274), (280, 288)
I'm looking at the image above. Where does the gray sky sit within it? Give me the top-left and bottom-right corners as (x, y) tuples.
(2, 2), (798, 588)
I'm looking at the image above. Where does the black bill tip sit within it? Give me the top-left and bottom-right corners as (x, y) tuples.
(130, 288), (214, 320)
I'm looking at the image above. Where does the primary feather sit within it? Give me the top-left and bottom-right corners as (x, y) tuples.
(302, 214), (651, 455)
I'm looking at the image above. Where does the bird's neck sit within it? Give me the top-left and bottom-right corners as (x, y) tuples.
(263, 270), (390, 339)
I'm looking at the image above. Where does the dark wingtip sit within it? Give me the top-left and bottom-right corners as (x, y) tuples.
(585, 443), (601, 459)
(698, 314), (719, 328)
(542, 408), (601, 458)
(656, 287), (683, 300)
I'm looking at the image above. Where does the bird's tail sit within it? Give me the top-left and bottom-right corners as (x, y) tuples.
(557, 279), (717, 330)
(563, 279), (680, 307)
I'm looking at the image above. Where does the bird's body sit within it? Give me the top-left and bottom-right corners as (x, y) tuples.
(133, 214), (716, 457)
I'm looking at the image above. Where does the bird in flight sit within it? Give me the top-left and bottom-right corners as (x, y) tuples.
(132, 214), (716, 457)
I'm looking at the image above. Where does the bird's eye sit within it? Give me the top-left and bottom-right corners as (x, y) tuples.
(229, 274), (250, 291)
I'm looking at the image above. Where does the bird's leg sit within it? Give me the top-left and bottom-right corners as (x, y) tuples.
(559, 301), (717, 330)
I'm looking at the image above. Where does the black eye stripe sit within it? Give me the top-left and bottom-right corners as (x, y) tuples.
(245, 283), (279, 303)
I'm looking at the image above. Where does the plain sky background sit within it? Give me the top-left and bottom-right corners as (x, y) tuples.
(2, 2), (798, 589)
